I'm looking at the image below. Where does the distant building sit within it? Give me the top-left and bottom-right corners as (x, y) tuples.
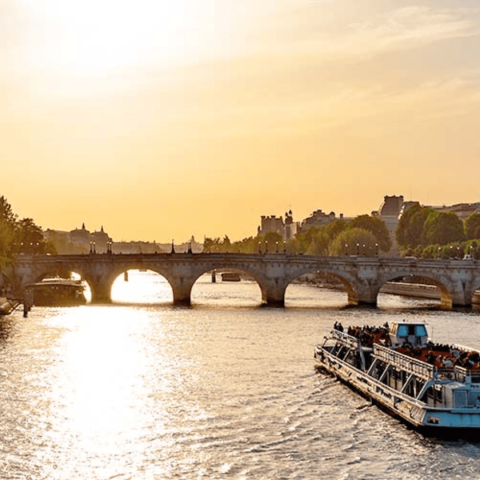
(301, 209), (339, 230)
(90, 226), (112, 253)
(427, 202), (480, 220)
(45, 223), (177, 254)
(69, 223), (90, 248)
(257, 210), (300, 240)
(372, 195), (406, 256)
(45, 223), (113, 254)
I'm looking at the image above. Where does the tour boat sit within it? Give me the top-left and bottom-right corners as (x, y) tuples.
(314, 321), (480, 436)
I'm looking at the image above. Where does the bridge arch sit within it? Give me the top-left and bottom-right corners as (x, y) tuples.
(377, 272), (452, 309)
(188, 265), (268, 305)
(279, 266), (359, 307)
(110, 269), (174, 304)
(190, 269), (263, 306)
(84, 264), (180, 304)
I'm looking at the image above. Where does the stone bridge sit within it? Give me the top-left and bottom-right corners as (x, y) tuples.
(6, 253), (480, 308)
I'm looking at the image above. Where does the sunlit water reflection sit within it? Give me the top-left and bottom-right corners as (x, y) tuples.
(2, 272), (480, 479)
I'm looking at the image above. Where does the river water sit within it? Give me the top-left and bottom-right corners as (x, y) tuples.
(2, 271), (480, 480)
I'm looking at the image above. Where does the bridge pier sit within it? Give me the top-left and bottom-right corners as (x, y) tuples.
(173, 295), (191, 306)
(262, 294), (285, 307)
(349, 283), (378, 307)
(90, 281), (112, 304)
(171, 279), (194, 306)
(261, 278), (288, 307)
(448, 280), (475, 308)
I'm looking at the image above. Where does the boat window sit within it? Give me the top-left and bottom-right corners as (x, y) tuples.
(415, 325), (427, 337)
(397, 325), (409, 337)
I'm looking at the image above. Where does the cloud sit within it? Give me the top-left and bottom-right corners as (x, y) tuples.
(258, 5), (480, 61)
(344, 6), (479, 57)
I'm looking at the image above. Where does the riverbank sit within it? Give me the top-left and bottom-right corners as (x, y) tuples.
(381, 282), (480, 304)
(0, 297), (20, 315)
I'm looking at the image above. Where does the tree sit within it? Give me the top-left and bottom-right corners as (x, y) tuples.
(0, 196), (17, 227)
(329, 228), (378, 256)
(260, 231), (284, 252)
(305, 231), (330, 255)
(203, 237), (223, 252)
(465, 213), (480, 240)
(322, 219), (348, 241)
(422, 211), (464, 246)
(15, 218), (55, 254)
(0, 219), (15, 270)
(0, 197), (17, 267)
(396, 205), (433, 248)
(349, 215), (391, 252)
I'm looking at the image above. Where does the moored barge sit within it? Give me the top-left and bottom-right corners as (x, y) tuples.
(24, 279), (87, 307)
(314, 321), (480, 436)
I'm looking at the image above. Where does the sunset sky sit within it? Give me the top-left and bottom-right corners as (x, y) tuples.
(1, 0), (480, 242)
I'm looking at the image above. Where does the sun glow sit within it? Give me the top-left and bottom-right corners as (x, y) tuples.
(21, 0), (212, 77)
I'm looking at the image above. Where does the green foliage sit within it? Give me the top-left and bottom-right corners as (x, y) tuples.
(465, 213), (480, 240)
(203, 216), (390, 257)
(0, 197), (56, 271)
(396, 204), (433, 248)
(0, 196), (17, 227)
(349, 215), (391, 252)
(422, 211), (464, 246)
(401, 239), (480, 260)
(329, 228), (378, 256)
(305, 231), (330, 255)
(322, 219), (348, 240)
(397, 205), (466, 250)
(421, 244), (441, 259)
(15, 218), (56, 254)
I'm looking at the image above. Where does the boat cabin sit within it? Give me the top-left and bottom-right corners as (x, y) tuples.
(389, 321), (429, 348)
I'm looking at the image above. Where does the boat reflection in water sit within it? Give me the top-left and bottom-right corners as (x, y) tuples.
(25, 279), (87, 307)
(314, 320), (480, 437)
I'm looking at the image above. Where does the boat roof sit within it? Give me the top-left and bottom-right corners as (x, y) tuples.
(391, 320), (427, 326)
(25, 279), (84, 288)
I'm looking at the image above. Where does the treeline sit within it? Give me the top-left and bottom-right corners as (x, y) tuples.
(205, 205), (480, 260)
(396, 204), (480, 259)
(204, 215), (392, 256)
(0, 196), (55, 269)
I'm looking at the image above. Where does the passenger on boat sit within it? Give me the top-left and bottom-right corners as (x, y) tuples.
(443, 357), (454, 368)
(334, 322), (344, 332)
(434, 355), (444, 368)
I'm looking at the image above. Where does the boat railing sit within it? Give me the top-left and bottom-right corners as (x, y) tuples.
(441, 365), (480, 384)
(331, 329), (360, 349)
(373, 344), (434, 380)
(373, 345), (480, 384)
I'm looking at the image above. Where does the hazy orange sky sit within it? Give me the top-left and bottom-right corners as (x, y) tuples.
(2, 0), (480, 242)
